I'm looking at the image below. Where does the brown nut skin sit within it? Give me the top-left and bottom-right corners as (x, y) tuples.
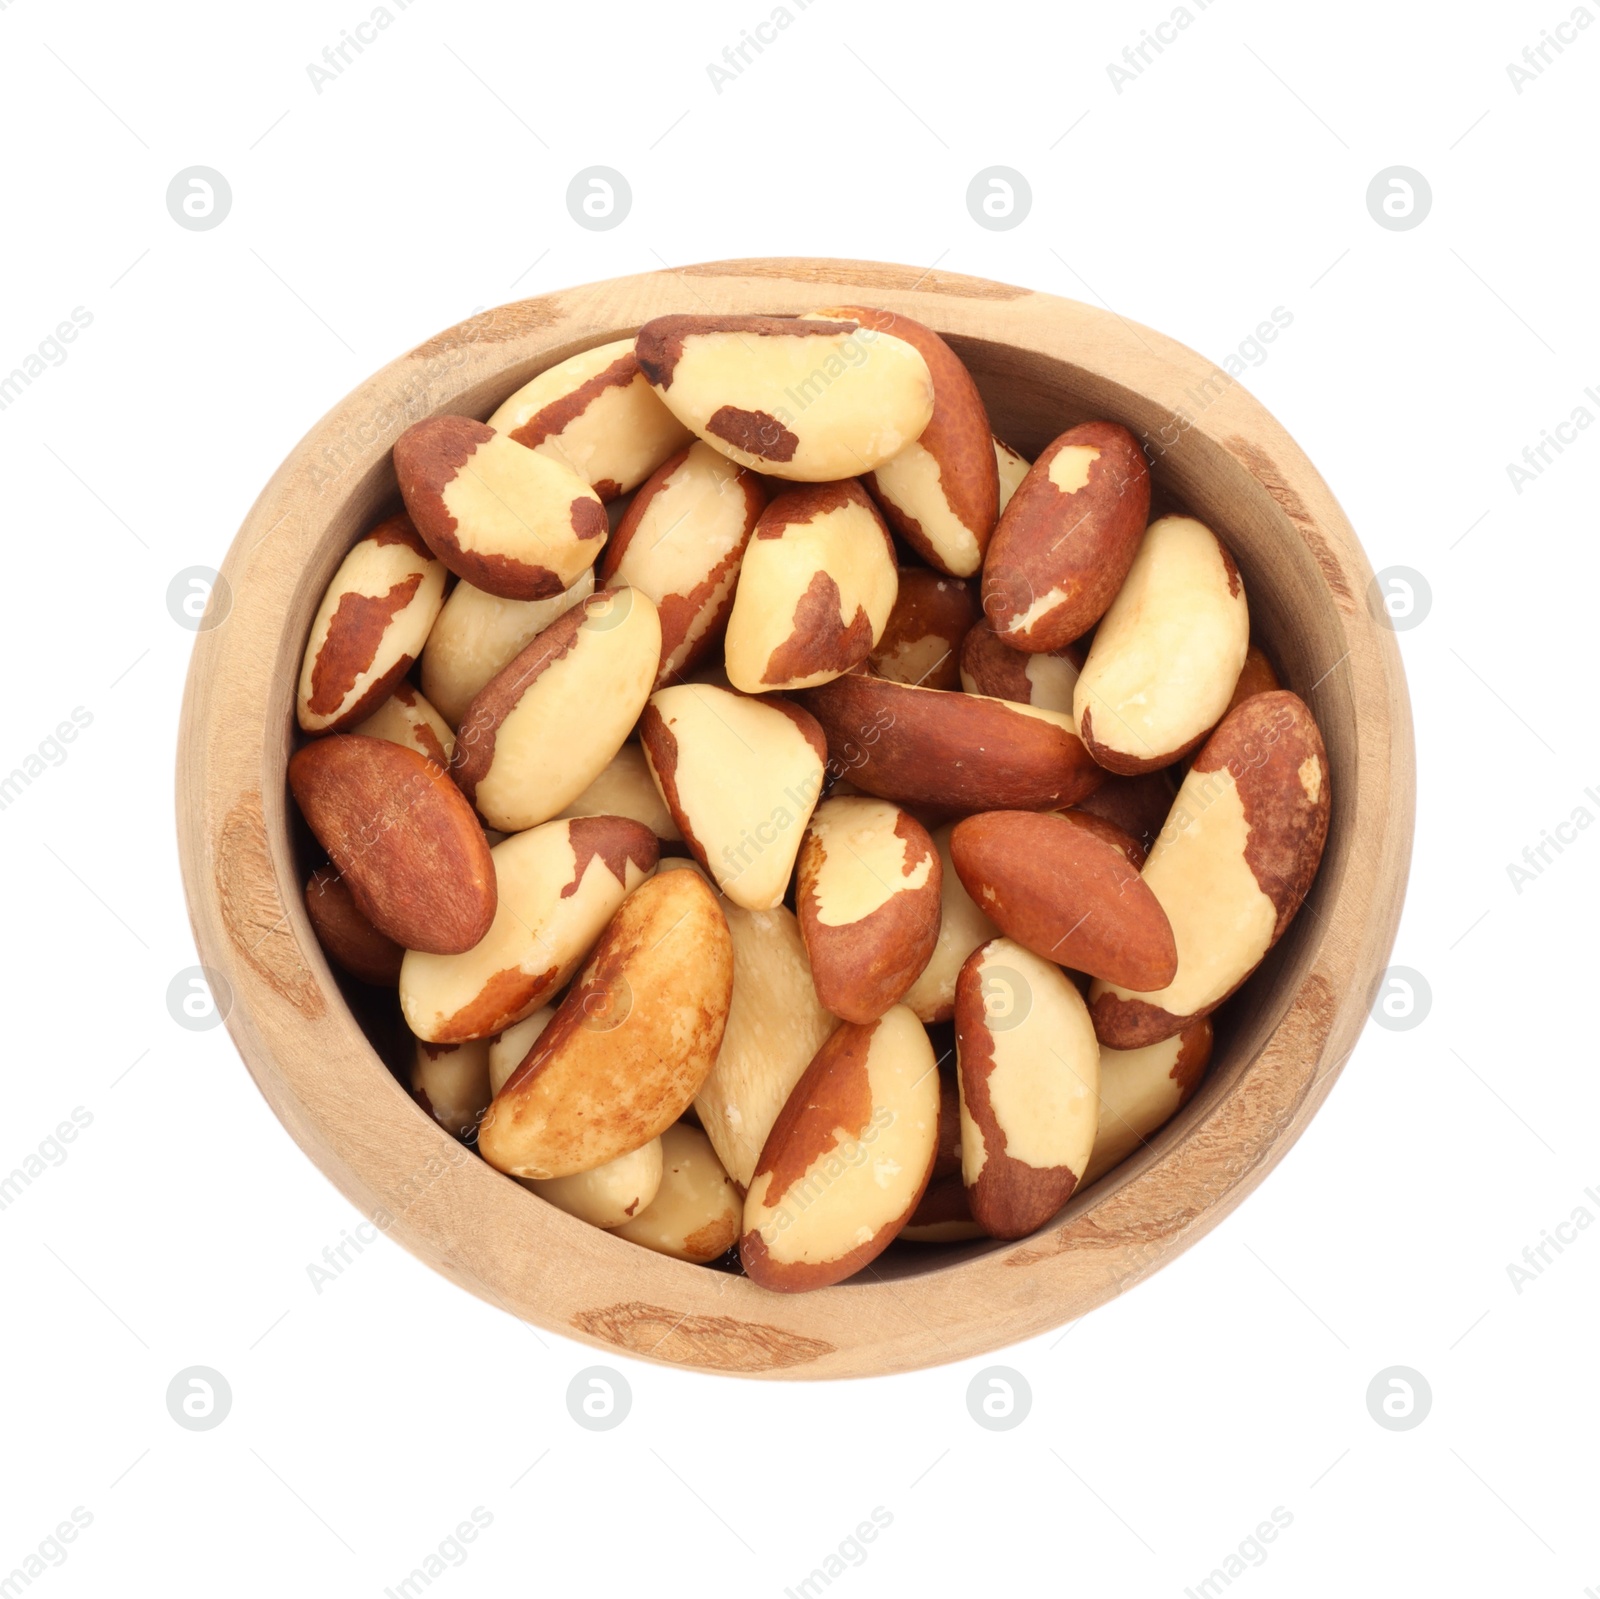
(477, 869), (734, 1179)
(599, 441), (767, 689)
(393, 414), (607, 600)
(740, 1006), (940, 1292)
(1227, 643), (1282, 714)
(868, 568), (979, 691)
(1081, 1018), (1213, 1187)
(288, 735), (495, 955)
(982, 420), (1150, 652)
(304, 867), (404, 985)
(950, 811), (1176, 989)
(1072, 769), (1177, 860)
(900, 1172), (984, 1241)
(902, 1075), (985, 1235)
(959, 616), (1083, 711)
(798, 672), (1104, 813)
(903, 1081), (983, 1240)
(956, 938), (1100, 1240)
(822, 304), (998, 579)
(1089, 691), (1331, 1048)
(930, 1069), (963, 1182)
(296, 514), (447, 735)
(1052, 807), (1148, 870)
(796, 797), (942, 1024)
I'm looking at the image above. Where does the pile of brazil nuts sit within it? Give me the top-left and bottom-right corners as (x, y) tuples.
(288, 306), (1331, 1293)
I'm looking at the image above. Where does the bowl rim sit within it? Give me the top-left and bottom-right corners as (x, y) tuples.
(176, 256), (1414, 1380)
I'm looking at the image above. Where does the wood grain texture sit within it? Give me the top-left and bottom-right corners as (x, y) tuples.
(175, 258), (1414, 1379)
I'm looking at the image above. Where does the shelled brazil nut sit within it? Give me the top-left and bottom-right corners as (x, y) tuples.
(723, 480), (898, 693)
(634, 313), (934, 479)
(296, 514), (446, 734)
(600, 440), (766, 689)
(982, 421), (1150, 652)
(1089, 691), (1329, 1047)
(486, 336), (692, 501)
(795, 795), (942, 1023)
(451, 587), (661, 833)
(394, 416), (608, 600)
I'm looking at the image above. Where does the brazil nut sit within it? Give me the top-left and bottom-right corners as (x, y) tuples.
(723, 480), (898, 693)
(634, 313), (935, 480)
(394, 415), (607, 600)
(487, 337), (692, 499)
(296, 514), (446, 734)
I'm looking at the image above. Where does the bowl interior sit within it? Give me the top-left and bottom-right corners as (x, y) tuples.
(277, 318), (1356, 1288)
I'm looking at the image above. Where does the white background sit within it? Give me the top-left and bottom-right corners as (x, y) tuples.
(2, 0), (1596, 1593)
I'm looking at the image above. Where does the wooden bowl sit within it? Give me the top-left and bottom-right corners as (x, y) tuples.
(176, 258), (1413, 1379)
